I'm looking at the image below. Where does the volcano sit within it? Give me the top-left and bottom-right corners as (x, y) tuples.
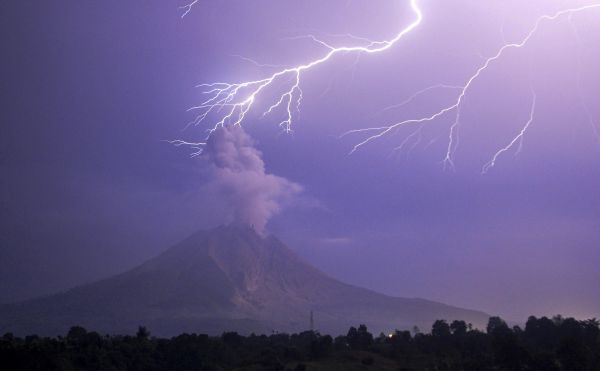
(0, 225), (489, 336)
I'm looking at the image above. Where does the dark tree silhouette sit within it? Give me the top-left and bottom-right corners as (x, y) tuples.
(432, 319), (451, 339)
(1, 315), (599, 370)
(450, 320), (467, 336)
(136, 326), (150, 340)
(346, 324), (373, 350)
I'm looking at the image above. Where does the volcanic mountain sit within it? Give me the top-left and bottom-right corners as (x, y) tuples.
(0, 225), (489, 336)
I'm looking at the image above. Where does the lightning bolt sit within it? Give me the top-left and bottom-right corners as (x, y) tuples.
(378, 84), (464, 114)
(344, 2), (600, 170)
(179, 0), (199, 19)
(166, 139), (205, 157)
(175, 0), (423, 150)
(175, 1), (600, 170)
(481, 88), (537, 174)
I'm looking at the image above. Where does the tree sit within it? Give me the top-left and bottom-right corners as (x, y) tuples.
(333, 335), (348, 351)
(487, 317), (528, 369)
(346, 324), (373, 350)
(67, 326), (87, 342)
(412, 325), (421, 336)
(525, 316), (558, 351)
(136, 326), (150, 340)
(486, 316), (510, 336)
(557, 337), (588, 371)
(581, 318), (599, 345)
(450, 320), (467, 336)
(432, 320), (451, 339)
(222, 331), (243, 348)
(309, 334), (332, 358)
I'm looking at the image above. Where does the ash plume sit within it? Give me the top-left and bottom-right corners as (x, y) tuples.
(203, 126), (302, 234)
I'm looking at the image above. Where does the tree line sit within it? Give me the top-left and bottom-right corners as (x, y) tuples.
(1, 315), (599, 370)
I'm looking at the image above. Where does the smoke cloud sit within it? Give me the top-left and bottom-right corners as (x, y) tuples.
(203, 126), (302, 234)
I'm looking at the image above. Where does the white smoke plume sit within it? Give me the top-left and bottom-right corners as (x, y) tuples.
(203, 126), (302, 234)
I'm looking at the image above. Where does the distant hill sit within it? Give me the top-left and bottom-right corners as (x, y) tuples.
(0, 225), (489, 336)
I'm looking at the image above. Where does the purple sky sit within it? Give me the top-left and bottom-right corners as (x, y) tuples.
(1, 0), (600, 321)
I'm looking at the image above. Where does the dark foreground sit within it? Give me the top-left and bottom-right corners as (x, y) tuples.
(1, 316), (599, 371)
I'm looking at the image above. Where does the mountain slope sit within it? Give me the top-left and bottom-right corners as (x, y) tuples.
(0, 225), (489, 336)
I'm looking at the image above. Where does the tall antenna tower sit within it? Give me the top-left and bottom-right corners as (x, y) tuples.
(309, 310), (314, 332)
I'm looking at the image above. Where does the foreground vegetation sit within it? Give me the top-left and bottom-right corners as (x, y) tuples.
(1, 315), (599, 370)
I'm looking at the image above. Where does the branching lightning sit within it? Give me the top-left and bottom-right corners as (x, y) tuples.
(344, 2), (600, 170)
(378, 84), (464, 114)
(481, 88), (537, 174)
(179, 0), (198, 19)
(175, 0), (423, 149)
(176, 0), (600, 171)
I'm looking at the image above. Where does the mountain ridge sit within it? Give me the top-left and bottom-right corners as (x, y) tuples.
(0, 225), (490, 336)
